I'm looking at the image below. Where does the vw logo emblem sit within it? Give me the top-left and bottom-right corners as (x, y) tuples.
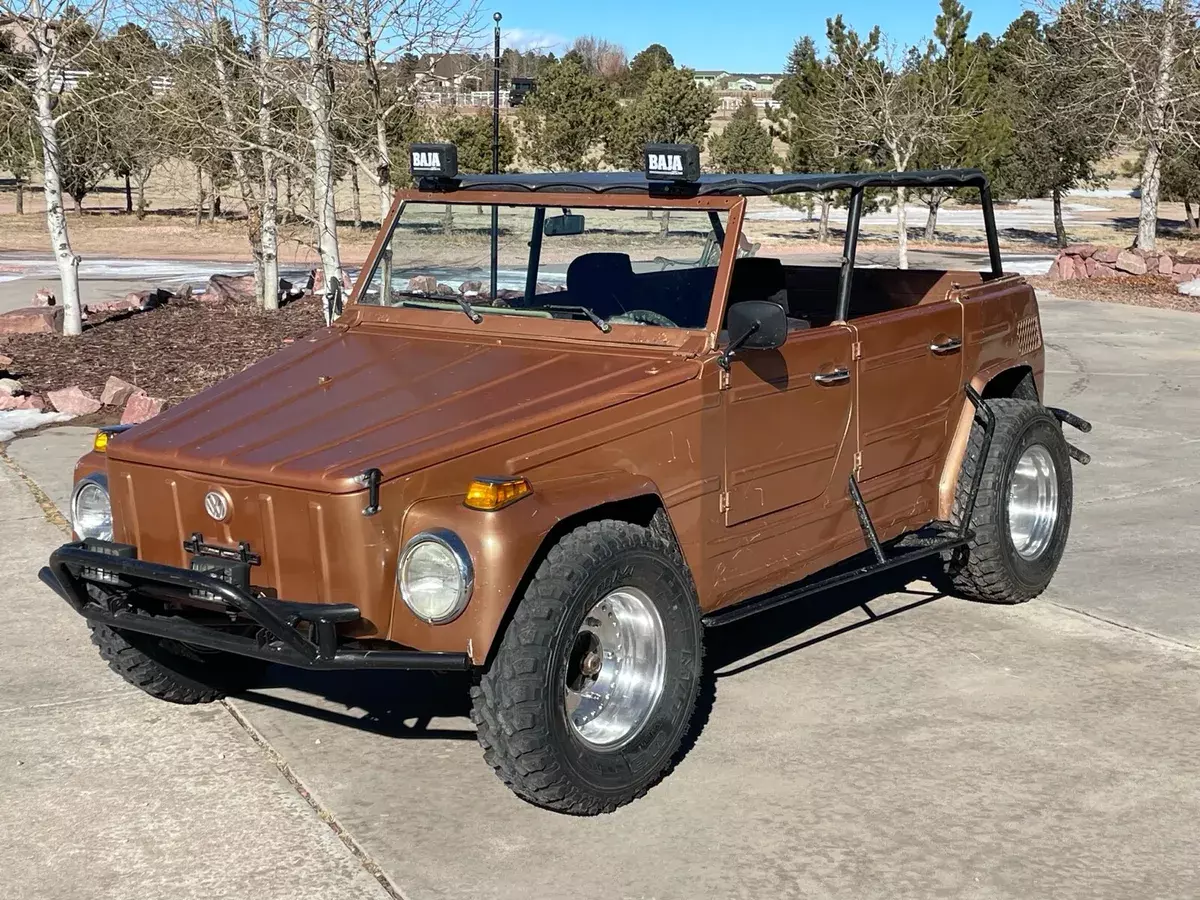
(204, 490), (230, 522)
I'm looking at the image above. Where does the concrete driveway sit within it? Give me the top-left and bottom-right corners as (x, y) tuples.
(4, 293), (1199, 899)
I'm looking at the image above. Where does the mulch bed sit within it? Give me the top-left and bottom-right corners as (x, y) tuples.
(2, 294), (325, 424)
(1027, 274), (1200, 314)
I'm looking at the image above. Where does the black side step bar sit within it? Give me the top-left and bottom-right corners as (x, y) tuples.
(704, 384), (995, 628)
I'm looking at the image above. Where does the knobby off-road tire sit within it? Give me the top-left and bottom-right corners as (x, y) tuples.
(939, 398), (1073, 604)
(471, 519), (703, 815)
(90, 623), (265, 704)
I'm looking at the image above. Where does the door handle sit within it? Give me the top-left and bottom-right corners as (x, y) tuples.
(812, 367), (850, 386)
(930, 337), (963, 354)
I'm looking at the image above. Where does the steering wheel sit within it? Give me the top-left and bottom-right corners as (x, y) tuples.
(609, 309), (678, 328)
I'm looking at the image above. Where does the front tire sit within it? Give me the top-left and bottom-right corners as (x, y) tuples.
(90, 623), (265, 704)
(939, 398), (1074, 603)
(471, 519), (703, 815)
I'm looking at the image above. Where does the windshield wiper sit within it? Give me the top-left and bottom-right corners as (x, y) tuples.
(390, 289), (482, 323)
(455, 295), (483, 324)
(542, 304), (611, 333)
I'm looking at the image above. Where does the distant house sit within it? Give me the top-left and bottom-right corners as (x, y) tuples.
(693, 70), (782, 94)
(413, 52), (487, 92)
(0, 14), (58, 55)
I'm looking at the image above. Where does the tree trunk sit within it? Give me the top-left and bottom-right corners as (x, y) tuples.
(923, 188), (942, 241)
(283, 171), (293, 225)
(73, 194), (82, 215)
(817, 194), (830, 244)
(1135, 0), (1179, 250)
(14, 177), (23, 215)
(211, 21), (266, 298)
(123, 173), (133, 213)
(659, 210), (671, 236)
(1052, 186), (1068, 248)
(32, 65), (83, 336)
(350, 165), (361, 229)
(195, 165), (205, 226)
(896, 186), (908, 270)
(443, 203), (453, 235)
(375, 118), (391, 225)
(210, 193), (221, 223)
(1185, 197), (1197, 231)
(257, 0), (280, 311)
(304, 5), (343, 323)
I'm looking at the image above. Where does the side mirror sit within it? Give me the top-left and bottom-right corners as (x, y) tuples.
(719, 298), (787, 369)
(544, 214), (585, 237)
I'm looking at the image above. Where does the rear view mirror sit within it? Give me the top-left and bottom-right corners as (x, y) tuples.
(719, 298), (788, 369)
(544, 214), (585, 237)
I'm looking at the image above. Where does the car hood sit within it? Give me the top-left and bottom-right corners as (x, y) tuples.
(106, 324), (700, 492)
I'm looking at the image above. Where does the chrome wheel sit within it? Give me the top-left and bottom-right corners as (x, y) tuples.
(1007, 444), (1059, 560)
(564, 587), (667, 750)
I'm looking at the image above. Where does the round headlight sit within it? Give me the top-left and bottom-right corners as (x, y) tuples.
(72, 477), (113, 541)
(398, 529), (473, 623)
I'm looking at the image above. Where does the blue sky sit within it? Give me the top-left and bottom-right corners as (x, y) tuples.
(492, 0), (1030, 71)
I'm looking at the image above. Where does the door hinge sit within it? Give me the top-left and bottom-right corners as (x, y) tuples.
(853, 451), (863, 474)
(718, 490), (730, 513)
(851, 341), (862, 360)
(718, 367), (730, 390)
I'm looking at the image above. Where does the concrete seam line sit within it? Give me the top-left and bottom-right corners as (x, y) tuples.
(220, 698), (410, 900)
(0, 447), (71, 533)
(1046, 601), (1199, 654)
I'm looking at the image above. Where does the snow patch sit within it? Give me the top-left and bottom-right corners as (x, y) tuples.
(0, 410), (76, 443)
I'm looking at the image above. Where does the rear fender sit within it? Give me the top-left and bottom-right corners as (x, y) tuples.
(390, 471), (663, 665)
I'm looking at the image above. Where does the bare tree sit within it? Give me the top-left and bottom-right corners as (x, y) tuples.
(1043, 0), (1200, 249)
(0, 0), (111, 335)
(826, 39), (971, 267)
(333, 0), (479, 225)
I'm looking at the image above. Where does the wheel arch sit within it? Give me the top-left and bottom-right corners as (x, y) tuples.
(936, 362), (1040, 520)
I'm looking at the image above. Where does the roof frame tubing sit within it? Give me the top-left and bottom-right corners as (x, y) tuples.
(835, 187), (864, 322)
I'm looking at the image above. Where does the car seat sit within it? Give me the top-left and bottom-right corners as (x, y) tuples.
(725, 257), (810, 332)
(564, 253), (635, 320)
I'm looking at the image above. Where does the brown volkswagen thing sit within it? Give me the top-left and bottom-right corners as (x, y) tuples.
(42, 144), (1090, 814)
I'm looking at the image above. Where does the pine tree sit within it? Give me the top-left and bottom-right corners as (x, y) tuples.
(607, 66), (715, 169)
(708, 96), (777, 173)
(518, 57), (618, 171)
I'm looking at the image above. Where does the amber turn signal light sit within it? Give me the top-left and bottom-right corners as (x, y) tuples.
(464, 477), (532, 511)
(92, 431), (110, 453)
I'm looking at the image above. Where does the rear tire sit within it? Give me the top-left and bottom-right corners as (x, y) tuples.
(90, 623), (265, 704)
(471, 519), (703, 815)
(938, 398), (1073, 604)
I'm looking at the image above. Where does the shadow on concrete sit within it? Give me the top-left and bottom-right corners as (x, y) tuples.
(236, 558), (945, 748)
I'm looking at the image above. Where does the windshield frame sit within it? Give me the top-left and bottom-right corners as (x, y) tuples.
(348, 188), (746, 349)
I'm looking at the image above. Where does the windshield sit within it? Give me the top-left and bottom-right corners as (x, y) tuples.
(356, 202), (729, 330)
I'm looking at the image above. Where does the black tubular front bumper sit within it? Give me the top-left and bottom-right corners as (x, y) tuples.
(39, 541), (471, 671)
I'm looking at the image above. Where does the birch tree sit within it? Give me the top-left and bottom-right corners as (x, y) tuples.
(826, 38), (970, 268)
(1043, 0), (1200, 249)
(0, 0), (110, 335)
(332, 0), (479, 225)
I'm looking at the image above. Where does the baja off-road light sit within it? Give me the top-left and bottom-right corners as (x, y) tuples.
(398, 529), (474, 624)
(464, 477), (532, 511)
(410, 142), (459, 180)
(71, 475), (113, 542)
(644, 143), (701, 182)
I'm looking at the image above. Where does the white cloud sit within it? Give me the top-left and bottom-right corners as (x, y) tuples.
(501, 27), (569, 53)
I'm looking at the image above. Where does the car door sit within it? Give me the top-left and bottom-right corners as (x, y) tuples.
(850, 299), (964, 519)
(723, 323), (856, 527)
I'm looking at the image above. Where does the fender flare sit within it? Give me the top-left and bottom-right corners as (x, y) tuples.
(936, 362), (1036, 520)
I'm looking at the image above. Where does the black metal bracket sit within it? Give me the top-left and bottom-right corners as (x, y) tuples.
(356, 468), (382, 516)
(1047, 406), (1092, 464)
(704, 381), (997, 629)
(183, 532), (261, 566)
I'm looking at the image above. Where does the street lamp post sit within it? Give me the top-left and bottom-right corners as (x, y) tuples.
(489, 11), (502, 302)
